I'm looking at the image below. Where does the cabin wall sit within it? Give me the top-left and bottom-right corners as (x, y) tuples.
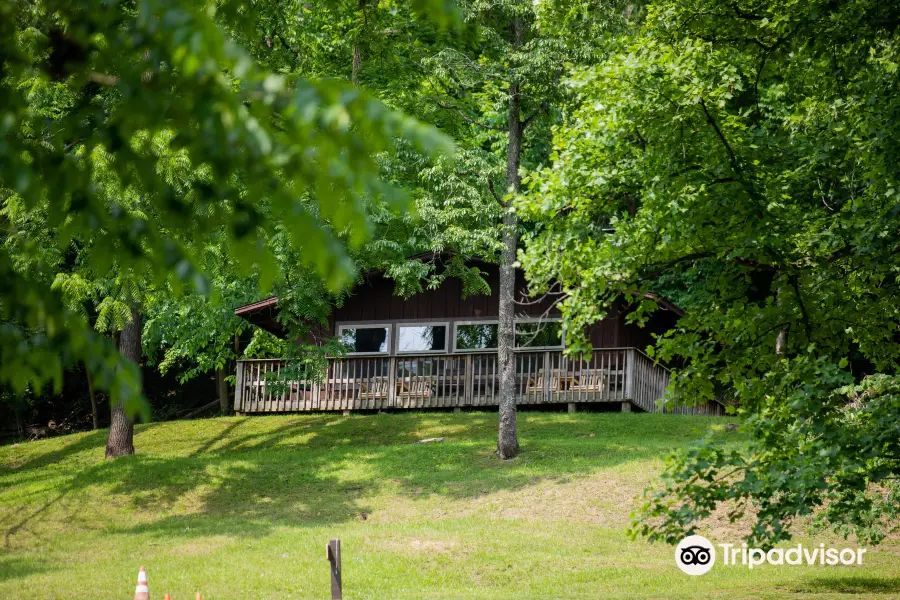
(325, 265), (674, 351)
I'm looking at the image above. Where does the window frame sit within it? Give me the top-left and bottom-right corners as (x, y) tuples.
(394, 321), (450, 355)
(513, 317), (565, 350)
(452, 320), (500, 353)
(335, 322), (392, 356)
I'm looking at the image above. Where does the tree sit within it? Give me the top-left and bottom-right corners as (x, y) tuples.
(1, 0), (453, 437)
(399, 0), (574, 459)
(107, 305), (140, 457)
(340, 0), (629, 459)
(520, 0), (900, 545)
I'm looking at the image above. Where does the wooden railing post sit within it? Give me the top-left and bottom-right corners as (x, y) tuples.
(542, 351), (551, 403)
(312, 365), (321, 410)
(233, 361), (245, 413)
(625, 348), (635, 401)
(387, 356), (397, 408)
(464, 354), (474, 405)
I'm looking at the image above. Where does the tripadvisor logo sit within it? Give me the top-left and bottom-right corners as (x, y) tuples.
(675, 535), (716, 575)
(675, 535), (867, 576)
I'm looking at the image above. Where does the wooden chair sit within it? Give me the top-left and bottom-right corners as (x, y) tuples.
(397, 379), (433, 398)
(571, 370), (608, 393)
(358, 380), (389, 400)
(525, 371), (561, 393)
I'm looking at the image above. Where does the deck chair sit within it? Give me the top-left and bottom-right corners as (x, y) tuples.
(397, 379), (433, 398)
(571, 370), (608, 392)
(358, 380), (389, 400)
(525, 371), (560, 392)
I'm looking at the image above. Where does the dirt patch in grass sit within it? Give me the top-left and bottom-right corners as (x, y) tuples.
(370, 468), (654, 527)
(379, 537), (461, 556)
(162, 536), (237, 557)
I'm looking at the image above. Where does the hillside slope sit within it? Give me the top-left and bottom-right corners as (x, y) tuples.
(1, 413), (897, 599)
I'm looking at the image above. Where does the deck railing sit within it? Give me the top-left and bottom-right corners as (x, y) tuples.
(234, 348), (723, 415)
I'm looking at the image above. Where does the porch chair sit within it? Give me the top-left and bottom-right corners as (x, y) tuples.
(525, 370), (561, 393)
(358, 380), (390, 400)
(397, 379), (434, 398)
(570, 370), (608, 393)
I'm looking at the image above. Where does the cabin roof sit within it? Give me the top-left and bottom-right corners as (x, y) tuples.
(234, 296), (282, 336)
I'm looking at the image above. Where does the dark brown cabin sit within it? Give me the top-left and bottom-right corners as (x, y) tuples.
(234, 261), (723, 416)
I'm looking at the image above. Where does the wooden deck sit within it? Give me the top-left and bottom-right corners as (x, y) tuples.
(234, 348), (725, 416)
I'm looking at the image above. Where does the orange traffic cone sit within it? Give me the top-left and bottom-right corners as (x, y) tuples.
(164, 595), (171, 600)
(196, 594), (202, 600)
(133, 566), (149, 600)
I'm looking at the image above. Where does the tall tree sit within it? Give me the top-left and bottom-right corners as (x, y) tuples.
(414, 0), (571, 459)
(106, 305), (140, 458)
(520, 0), (900, 545)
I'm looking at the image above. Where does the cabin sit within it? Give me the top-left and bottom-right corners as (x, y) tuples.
(233, 260), (725, 416)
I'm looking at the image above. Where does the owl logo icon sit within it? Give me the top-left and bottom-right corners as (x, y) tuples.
(675, 535), (716, 575)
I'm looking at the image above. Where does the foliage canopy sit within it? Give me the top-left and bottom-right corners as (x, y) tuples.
(0, 0), (453, 415)
(520, 0), (900, 546)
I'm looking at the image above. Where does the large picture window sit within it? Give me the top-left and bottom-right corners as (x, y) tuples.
(454, 322), (499, 351)
(515, 320), (563, 348)
(337, 325), (390, 354)
(396, 323), (448, 353)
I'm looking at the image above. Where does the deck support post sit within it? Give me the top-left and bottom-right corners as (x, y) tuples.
(312, 368), (321, 410)
(453, 407), (462, 413)
(567, 402), (577, 414)
(233, 361), (245, 413)
(464, 354), (474, 405)
(342, 409), (350, 416)
(625, 348), (635, 401)
(387, 356), (397, 409)
(621, 401), (631, 412)
(543, 351), (551, 403)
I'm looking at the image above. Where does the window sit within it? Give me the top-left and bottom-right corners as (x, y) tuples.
(396, 323), (448, 353)
(515, 320), (563, 348)
(337, 325), (390, 354)
(454, 322), (498, 351)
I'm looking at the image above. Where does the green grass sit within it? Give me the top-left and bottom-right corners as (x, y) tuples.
(1, 412), (897, 599)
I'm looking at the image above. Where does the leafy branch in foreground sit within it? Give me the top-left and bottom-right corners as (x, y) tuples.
(631, 359), (899, 547)
(1, 0), (453, 417)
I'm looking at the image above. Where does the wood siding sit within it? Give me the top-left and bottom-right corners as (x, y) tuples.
(329, 265), (673, 351)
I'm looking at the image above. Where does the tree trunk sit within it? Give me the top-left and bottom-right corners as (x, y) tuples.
(351, 0), (365, 86)
(86, 364), (99, 430)
(497, 15), (524, 460)
(775, 286), (788, 357)
(106, 306), (140, 459)
(14, 408), (24, 438)
(775, 328), (788, 357)
(216, 367), (230, 415)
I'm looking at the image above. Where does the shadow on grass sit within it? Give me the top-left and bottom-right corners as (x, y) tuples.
(2, 413), (737, 545)
(792, 575), (900, 594)
(1, 429), (109, 473)
(0, 555), (57, 581)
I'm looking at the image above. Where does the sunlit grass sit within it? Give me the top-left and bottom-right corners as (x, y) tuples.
(0, 412), (897, 599)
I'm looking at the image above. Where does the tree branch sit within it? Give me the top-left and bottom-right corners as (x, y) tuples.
(522, 68), (563, 130)
(436, 101), (506, 131)
(487, 178), (507, 207)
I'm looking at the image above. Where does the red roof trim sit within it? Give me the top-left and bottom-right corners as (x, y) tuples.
(234, 296), (279, 315)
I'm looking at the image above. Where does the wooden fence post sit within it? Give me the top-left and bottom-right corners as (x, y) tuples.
(233, 361), (245, 413)
(326, 538), (342, 599)
(542, 350), (551, 403)
(625, 348), (635, 401)
(464, 354), (474, 405)
(388, 356), (397, 409)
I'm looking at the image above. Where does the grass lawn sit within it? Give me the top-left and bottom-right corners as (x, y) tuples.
(1, 412), (898, 599)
